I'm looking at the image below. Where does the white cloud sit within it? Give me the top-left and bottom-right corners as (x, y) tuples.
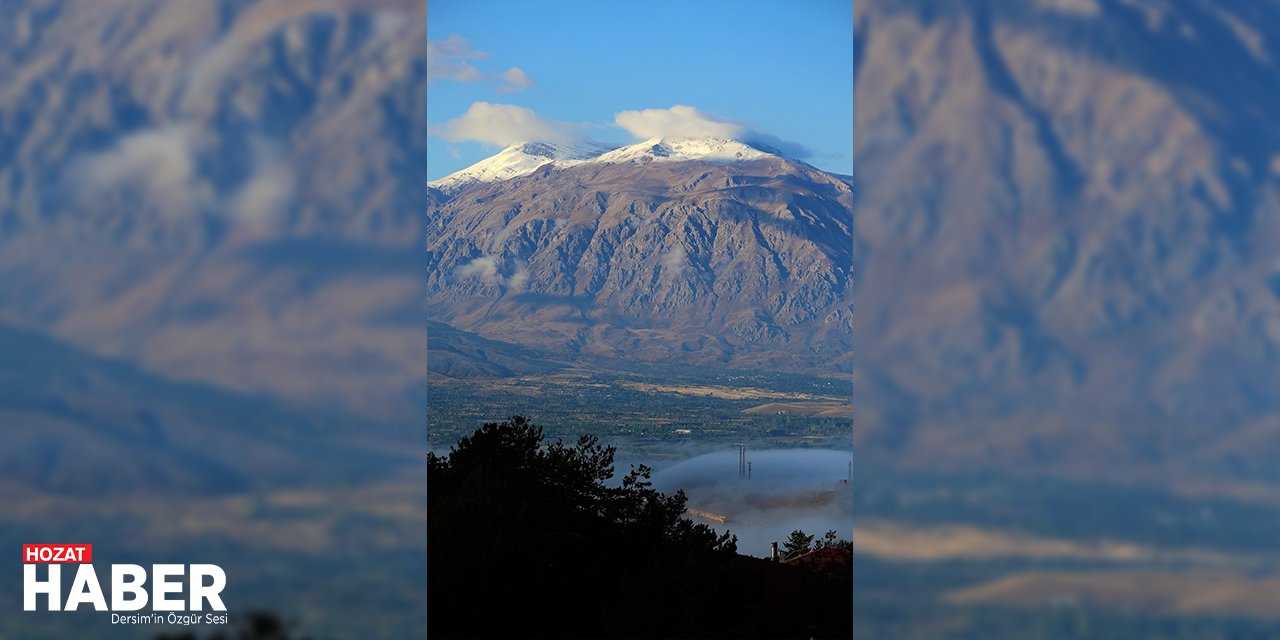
(454, 255), (531, 291)
(75, 126), (304, 225)
(455, 256), (500, 282)
(662, 244), (689, 277)
(427, 35), (488, 83)
(498, 67), (536, 93)
(233, 163), (294, 227)
(740, 131), (815, 160)
(433, 102), (814, 159)
(430, 34), (484, 59)
(615, 105), (743, 140)
(428, 36), (536, 92)
(614, 105), (813, 159)
(433, 102), (582, 146)
(79, 125), (204, 215)
(507, 263), (530, 292)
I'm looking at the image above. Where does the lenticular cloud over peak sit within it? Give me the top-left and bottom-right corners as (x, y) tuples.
(433, 102), (584, 147)
(613, 105), (745, 140)
(426, 101), (840, 195)
(613, 105), (813, 159)
(430, 102), (816, 169)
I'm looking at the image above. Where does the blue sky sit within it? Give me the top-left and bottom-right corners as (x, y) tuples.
(427, 0), (853, 180)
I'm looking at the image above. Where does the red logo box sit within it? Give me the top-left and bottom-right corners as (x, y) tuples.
(23, 544), (92, 564)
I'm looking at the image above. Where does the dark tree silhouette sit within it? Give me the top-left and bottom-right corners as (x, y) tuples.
(818, 529), (840, 548)
(782, 529), (816, 559)
(815, 529), (853, 553)
(782, 529), (852, 584)
(428, 416), (851, 639)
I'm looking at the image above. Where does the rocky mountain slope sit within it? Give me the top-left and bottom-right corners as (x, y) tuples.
(425, 142), (855, 372)
(1, 6), (429, 634)
(853, 0), (1280, 486)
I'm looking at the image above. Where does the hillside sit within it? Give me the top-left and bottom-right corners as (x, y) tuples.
(853, 0), (1280, 487)
(0, 0), (429, 419)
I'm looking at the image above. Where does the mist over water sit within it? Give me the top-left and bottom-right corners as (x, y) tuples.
(651, 449), (853, 558)
(653, 449), (852, 488)
(432, 432), (853, 559)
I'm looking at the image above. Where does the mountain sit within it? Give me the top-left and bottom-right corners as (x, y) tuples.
(852, 0), (1280, 487)
(428, 141), (615, 194)
(594, 136), (776, 164)
(425, 137), (855, 373)
(428, 137), (782, 194)
(0, 0), (428, 420)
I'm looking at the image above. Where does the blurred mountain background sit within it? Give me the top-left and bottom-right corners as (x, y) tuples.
(1, 1), (426, 637)
(853, 0), (1280, 635)
(1, 0), (428, 419)
(5, 0), (1280, 636)
(855, 0), (1280, 489)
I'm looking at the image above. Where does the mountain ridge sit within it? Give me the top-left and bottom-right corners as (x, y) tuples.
(428, 136), (799, 195)
(425, 151), (854, 373)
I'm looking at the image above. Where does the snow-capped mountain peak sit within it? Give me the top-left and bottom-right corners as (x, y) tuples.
(428, 141), (613, 194)
(594, 137), (775, 164)
(428, 136), (784, 195)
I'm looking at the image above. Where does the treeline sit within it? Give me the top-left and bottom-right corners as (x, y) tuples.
(428, 416), (852, 638)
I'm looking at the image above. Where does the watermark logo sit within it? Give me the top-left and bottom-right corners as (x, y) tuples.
(23, 544), (229, 626)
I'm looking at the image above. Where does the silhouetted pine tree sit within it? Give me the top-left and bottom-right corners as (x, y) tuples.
(782, 529), (815, 559)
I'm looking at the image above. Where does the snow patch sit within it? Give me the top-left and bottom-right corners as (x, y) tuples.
(429, 141), (614, 195)
(595, 137), (773, 165)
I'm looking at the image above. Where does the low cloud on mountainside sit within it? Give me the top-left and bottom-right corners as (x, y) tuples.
(614, 105), (743, 140)
(76, 125), (207, 216)
(233, 160), (296, 228)
(662, 244), (690, 277)
(453, 255), (531, 292)
(432, 103), (814, 158)
(73, 124), (296, 228)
